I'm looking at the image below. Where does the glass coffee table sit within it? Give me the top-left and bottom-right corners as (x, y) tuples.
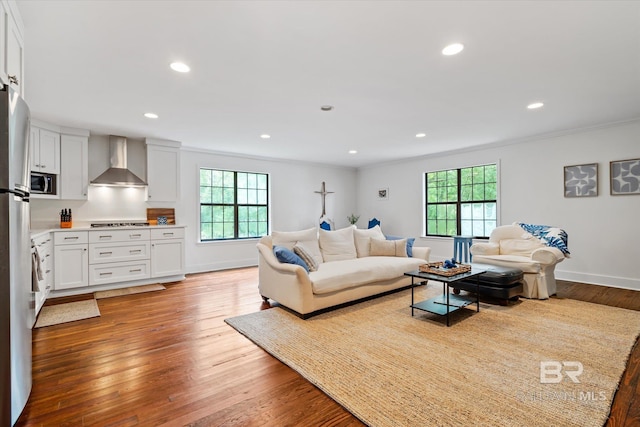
(404, 267), (486, 326)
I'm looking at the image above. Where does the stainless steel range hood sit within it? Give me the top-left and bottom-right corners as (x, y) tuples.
(90, 136), (147, 187)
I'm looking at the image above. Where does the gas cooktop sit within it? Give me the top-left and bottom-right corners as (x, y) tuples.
(90, 222), (150, 228)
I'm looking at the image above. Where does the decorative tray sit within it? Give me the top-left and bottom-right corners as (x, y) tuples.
(419, 262), (471, 276)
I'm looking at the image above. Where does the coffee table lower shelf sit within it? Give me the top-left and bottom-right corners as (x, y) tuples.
(412, 294), (477, 316)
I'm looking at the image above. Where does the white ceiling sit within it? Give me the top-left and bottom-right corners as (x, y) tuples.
(18, 1), (640, 168)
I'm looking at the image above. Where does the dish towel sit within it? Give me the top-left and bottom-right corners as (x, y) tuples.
(32, 243), (43, 292)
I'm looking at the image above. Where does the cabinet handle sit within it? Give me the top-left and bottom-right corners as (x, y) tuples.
(99, 251), (113, 255)
(45, 285), (51, 290)
(45, 254), (50, 258)
(8, 75), (19, 85)
(129, 269), (142, 273)
(45, 269), (51, 273)
(99, 235), (112, 239)
(99, 272), (113, 276)
(163, 232), (174, 236)
(130, 234), (142, 238)
(35, 164), (41, 167)
(64, 236), (79, 240)
(129, 249), (141, 254)
(41, 164), (46, 168)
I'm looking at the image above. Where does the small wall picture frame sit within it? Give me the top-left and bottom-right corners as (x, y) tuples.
(564, 163), (598, 197)
(378, 188), (389, 200)
(610, 158), (640, 195)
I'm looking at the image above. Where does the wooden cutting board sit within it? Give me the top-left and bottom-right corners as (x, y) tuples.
(146, 208), (175, 225)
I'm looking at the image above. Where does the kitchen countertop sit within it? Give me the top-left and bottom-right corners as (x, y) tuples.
(30, 224), (185, 238)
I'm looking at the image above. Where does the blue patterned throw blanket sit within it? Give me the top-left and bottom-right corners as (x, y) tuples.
(516, 222), (570, 256)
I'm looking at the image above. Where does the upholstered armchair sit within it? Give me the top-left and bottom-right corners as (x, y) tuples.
(470, 225), (566, 299)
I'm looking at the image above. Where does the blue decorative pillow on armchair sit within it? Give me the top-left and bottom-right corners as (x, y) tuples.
(273, 245), (309, 272)
(385, 235), (415, 257)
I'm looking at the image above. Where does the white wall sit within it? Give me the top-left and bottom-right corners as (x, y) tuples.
(179, 149), (358, 273)
(357, 120), (640, 291)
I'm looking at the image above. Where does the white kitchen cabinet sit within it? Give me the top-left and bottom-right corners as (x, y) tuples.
(0, 1), (24, 97)
(89, 260), (151, 286)
(33, 232), (53, 315)
(51, 227), (184, 295)
(31, 127), (61, 174)
(60, 134), (89, 200)
(54, 231), (88, 290)
(150, 227), (185, 278)
(146, 139), (181, 202)
(88, 229), (151, 285)
(53, 232), (89, 292)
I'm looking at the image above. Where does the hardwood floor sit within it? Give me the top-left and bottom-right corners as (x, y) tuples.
(16, 270), (639, 426)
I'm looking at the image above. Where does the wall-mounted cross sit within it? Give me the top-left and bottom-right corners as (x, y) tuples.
(314, 181), (334, 217)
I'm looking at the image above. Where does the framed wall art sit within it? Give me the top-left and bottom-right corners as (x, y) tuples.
(378, 188), (389, 200)
(610, 158), (640, 195)
(564, 163), (598, 197)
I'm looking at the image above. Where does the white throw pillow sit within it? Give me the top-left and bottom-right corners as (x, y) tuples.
(272, 227), (323, 264)
(353, 225), (386, 257)
(319, 226), (357, 262)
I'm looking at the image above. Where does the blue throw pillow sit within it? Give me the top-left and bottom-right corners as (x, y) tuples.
(385, 235), (415, 257)
(273, 245), (309, 272)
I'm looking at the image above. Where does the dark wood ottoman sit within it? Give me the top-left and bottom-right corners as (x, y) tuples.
(451, 263), (523, 305)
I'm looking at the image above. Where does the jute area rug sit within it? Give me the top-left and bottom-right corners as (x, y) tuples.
(34, 299), (100, 328)
(94, 284), (166, 299)
(225, 285), (640, 427)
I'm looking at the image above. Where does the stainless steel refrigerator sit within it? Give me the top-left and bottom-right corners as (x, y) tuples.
(0, 85), (33, 426)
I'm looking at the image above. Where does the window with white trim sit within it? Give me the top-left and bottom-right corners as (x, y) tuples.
(199, 168), (269, 241)
(425, 164), (497, 238)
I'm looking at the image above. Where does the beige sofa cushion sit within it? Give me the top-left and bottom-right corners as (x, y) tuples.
(370, 238), (407, 257)
(499, 238), (545, 256)
(353, 225), (385, 257)
(309, 256), (425, 294)
(319, 226), (357, 262)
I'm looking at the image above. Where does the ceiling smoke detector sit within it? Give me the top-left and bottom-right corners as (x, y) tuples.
(320, 105), (334, 111)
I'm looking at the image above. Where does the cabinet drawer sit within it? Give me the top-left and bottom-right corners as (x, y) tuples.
(89, 242), (150, 264)
(54, 231), (88, 245)
(150, 227), (184, 240)
(89, 229), (150, 243)
(89, 260), (150, 286)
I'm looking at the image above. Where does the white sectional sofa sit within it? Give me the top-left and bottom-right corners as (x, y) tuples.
(257, 225), (431, 318)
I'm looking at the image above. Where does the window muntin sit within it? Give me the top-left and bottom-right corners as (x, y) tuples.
(425, 164), (497, 238)
(200, 169), (269, 241)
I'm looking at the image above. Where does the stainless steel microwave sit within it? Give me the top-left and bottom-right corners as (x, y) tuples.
(30, 172), (56, 195)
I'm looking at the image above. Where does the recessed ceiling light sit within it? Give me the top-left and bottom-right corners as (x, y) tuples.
(348, 150), (358, 154)
(527, 102), (544, 109)
(144, 112), (158, 119)
(170, 62), (190, 73)
(260, 134), (271, 139)
(442, 43), (464, 56)
(320, 105), (334, 111)
(416, 133), (426, 138)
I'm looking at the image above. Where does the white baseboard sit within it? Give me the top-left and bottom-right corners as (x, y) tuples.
(425, 255), (640, 292)
(555, 270), (640, 291)
(186, 259), (258, 274)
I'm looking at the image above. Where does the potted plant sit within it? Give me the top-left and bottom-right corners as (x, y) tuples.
(347, 214), (360, 225)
